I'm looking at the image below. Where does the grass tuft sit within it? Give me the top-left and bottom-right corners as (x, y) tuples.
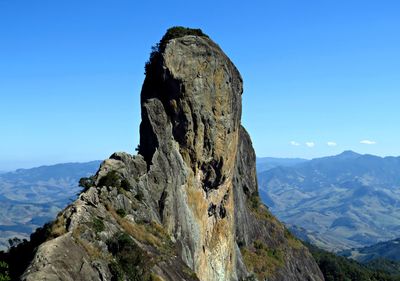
(240, 240), (284, 280)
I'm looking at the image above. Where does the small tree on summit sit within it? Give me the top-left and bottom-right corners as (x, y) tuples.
(145, 26), (208, 75)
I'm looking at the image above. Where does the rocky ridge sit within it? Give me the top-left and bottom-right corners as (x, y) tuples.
(21, 27), (324, 281)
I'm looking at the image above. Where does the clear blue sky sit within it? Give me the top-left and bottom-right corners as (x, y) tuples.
(1, 0), (399, 170)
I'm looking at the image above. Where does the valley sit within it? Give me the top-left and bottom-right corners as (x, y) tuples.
(0, 161), (101, 250)
(257, 151), (400, 251)
(1, 151), (400, 279)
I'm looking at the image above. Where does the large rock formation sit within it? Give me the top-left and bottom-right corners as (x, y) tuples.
(21, 27), (324, 281)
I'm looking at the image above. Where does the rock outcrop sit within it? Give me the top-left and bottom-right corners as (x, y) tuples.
(21, 27), (324, 281)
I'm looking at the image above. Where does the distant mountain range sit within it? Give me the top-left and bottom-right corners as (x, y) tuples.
(340, 237), (400, 263)
(287, 224), (353, 251)
(0, 161), (101, 250)
(336, 237), (400, 276)
(2, 151), (399, 256)
(257, 151), (400, 251)
(256, 157), (308, 173)
(0, 156), (302, 251)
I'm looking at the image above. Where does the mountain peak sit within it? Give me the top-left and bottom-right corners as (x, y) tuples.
(337, 150), (361, 158)
(20, 28), (323, 281)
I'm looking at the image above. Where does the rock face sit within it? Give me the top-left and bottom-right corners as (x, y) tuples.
(21, 27), (324, 281)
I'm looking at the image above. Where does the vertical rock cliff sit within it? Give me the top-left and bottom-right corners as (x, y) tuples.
(21, 27), (324, 281)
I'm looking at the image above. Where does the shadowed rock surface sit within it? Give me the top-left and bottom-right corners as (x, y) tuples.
(21, 27), (324, 281)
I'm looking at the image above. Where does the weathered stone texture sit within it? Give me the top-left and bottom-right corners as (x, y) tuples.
(22, 30), (324, 281)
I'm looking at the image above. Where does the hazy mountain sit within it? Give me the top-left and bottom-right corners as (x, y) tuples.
(340, 238), (400, 263)
(306, 242), (400, 280)
(287, 224), (353, 251)
(256, 157), (308, 173)
(289, 220), (400, 278)
(258, 151), (400, 251)
(0, 161), (101, 250)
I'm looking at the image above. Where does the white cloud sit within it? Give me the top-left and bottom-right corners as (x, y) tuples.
(327, 141), (337, 147)
(305, 142), (315, 148)
(290, 141), (300, 146)
(360, 140), (376, 145)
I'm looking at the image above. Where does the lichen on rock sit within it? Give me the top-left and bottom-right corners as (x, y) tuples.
(21, 27), (324, 281)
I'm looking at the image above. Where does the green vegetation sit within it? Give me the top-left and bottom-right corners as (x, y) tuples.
(366, 258), (400, 276)
(120, 179), (132, 191)
(107, 232), (153, 281)
(116, 209), (126, 218)
(145, 26), (208, 75)
(98, 171), (132, 193)
(106, 204), (173, 255)
(284, 228), (303, 250)
(306, 243), (400, 281)
(98, 171), (121, 187)
(92, 218), (105, 233)
(247, 192), (274, 222)
(108, 261), (124, 281)
(134, 190), (144, 201)
(249, 191), (261, 210)
(240, 240), (284, 280)
(79, 176), (95, 192)
(240, 192), (302, 280)
(0, 261), (10, 281)
(158, 26), (208, 51)
(80, 171), (132, 193)
(181, 266), (198, 280)
(340, 238), (400, 264)
(0, 222), (53, 280)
